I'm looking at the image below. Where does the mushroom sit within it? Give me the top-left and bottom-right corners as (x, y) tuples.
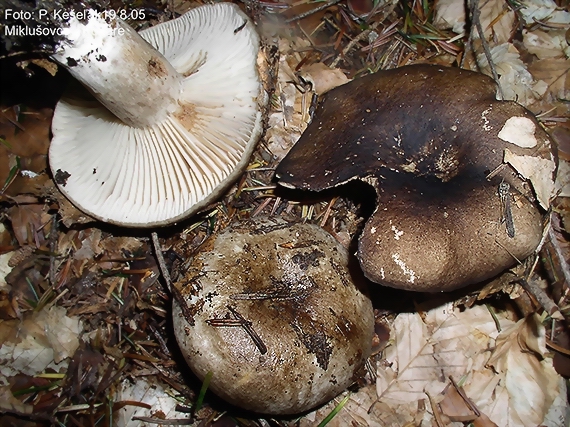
(275, 64), (556, 292)
(172, 217), (374, 415)
(49, 3), (266, 226)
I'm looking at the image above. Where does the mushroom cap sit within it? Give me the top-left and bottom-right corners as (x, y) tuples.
(276, 64), (554, 291)
(172, 217), (374, 415)
(50, 3), (265, 226)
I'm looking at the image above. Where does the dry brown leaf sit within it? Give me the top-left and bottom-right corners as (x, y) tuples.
(373, 304), (510, 426)
(376, 304), (508, 404)
(7, 203), (52, 247)
(264, 38), (312, 162)
(99, 236), (144, 259)
(299, 63), (350, 95)
(435, 0), (515, 44)
(434, 0), (466, 33)
(555, 160), (570, 197)
(503, 148), (557, 209)
(476, 43), (547, 105)
(523, 29), (569, 59)
(0, 305), (82, 377)
(0, 385), (33, 414)
(370, 304), (565, 427)
(73, 228), (103, 261)
(29, 59), (58, 76)
(439, 383), (480, 422)
(478, 0), (516, 44)
(519, 0), (570, 25)
(485, 315), (562, 427)
(0, 107), (52, 197)
(527, 57), (570, 113)
(0, 252), (13, 291)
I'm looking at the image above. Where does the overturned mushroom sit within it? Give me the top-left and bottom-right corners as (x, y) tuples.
(172, 217), (374, 415)
(276, 64), (556, 292)
(50, 3), (265, 226)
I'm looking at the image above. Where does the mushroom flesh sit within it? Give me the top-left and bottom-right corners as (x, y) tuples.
(275, 64), (555, 292)
(172, 217), (374, 415)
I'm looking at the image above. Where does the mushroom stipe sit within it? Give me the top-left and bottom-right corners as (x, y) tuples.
(276, 64), (556, 292)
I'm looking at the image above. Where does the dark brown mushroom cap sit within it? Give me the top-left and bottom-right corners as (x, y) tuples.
(172, 218), (374, 414)
(276, 64), (554, 291)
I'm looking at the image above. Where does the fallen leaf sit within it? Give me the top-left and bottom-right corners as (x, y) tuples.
(299, 63), (349, 95)
(7, 203), (52, 247)
(264, 38), (312, 162)
(527, 57), (570, 113)
(0, 107), (52, 197)
(523, 29), (569, 59)
(434, 0), (466, 33)
(486, 315), (561, 427)
(0, 305), (82, 377)
(0, 252), (14, 291)
(504, 148), (557, 209)
(476, 43), (546, 106)
(555, 160), (570, 197)
(439, 382), (479, 422)
(518, 0), (570, 26)
(0, 385), (33, 414)
(369, 303), (565, 427)
(435, 0), (515, 44)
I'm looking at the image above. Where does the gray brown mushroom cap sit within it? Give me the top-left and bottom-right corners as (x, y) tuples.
(275, 64), (555, 292)
(172, 217), (374, 415)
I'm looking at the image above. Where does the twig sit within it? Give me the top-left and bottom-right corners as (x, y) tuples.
(448, 376), (481, 417)
(468, 0), (505, 99)
(285, 0), (343, 23)
(548, 214), (570, 288)
(207, 305), (268, 354)
(425, 391), (445, 427)
(148, 323), (171, 357)
(251, 197), (273, 217)
(320, 196), (338, 227)
(517, 278), (563, 320)
(546, 338), (570, 356)
(151, 232), (171, 293)
(48, 214), (58, 287)
(330, 21), (381, 68)
(132, 417), (192, 425)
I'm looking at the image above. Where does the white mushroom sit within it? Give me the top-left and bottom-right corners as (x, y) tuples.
(50, 3), (266, 226)
(172, 217), (374, 415)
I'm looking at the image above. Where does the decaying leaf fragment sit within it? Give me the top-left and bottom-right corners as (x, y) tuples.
(371, 304), (565, 427)
(0, 385), (33, 415)
(476, 43), (547, 105)
(486, 314), (562, 427)
(264, 38), (313, 162)
(0, 305), (83, 377)
(555, 160), (570, 197)
(434, 0), (515, 44)
(504, 148), (557, 209)
(298, 62), (350, 96)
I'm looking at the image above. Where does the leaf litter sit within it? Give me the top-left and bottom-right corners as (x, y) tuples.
(0, 0), (569, 426)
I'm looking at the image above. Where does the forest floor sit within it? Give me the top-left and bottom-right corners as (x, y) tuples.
(0, 0), (569, 426)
